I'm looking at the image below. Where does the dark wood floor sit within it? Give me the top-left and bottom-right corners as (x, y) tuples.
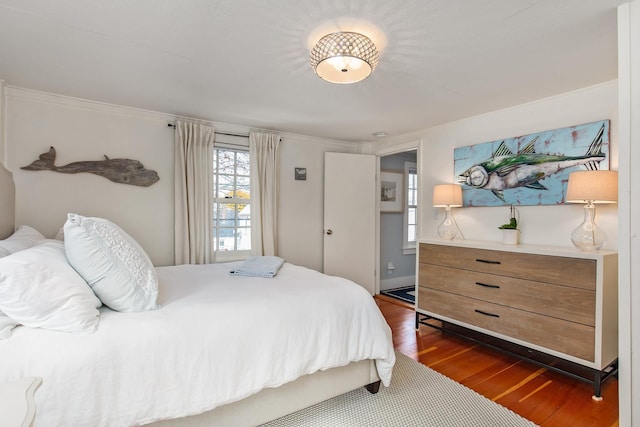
(375, 295), (619, 427)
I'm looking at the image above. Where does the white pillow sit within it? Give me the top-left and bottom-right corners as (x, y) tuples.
(63, 213), (159, 312)
(0, 240), (101, 334)
(0, 225), (45, 258)
(55, 226), (65, 241)
(0, 311), (18, 339)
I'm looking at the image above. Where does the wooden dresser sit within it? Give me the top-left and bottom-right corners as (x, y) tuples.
(417, 240), (618, 397)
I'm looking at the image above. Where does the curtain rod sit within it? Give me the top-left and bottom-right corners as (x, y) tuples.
(167, 123), (249, 139)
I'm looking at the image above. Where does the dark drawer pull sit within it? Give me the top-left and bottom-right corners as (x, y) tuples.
(476, 258), (501, 265)
(475, 309), (500, 318)
(475, 281), (500, 289)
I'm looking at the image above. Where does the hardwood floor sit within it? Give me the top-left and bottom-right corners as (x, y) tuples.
(375, 296), (619, 427)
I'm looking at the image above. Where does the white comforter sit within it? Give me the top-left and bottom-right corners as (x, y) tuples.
(0, 262), (395, 427)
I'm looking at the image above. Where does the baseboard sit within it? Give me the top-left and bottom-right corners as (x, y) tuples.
(380, 276), (414, 291)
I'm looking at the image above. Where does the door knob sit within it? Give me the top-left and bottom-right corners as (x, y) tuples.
(326, 229), (333, 235)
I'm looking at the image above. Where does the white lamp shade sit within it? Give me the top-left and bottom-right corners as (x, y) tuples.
(566, 170), (618, 204)
(433, 184), (463, 207)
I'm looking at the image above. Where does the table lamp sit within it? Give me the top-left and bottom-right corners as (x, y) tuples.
(433, 184), (463, 240)
(565, 170), (618, 250)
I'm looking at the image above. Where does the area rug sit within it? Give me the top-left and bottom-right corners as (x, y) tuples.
(261, 352), (537, 427)
(380, 286), (415, 304)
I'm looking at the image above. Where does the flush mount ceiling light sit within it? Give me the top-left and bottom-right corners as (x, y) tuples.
(310, 32), (380, 84)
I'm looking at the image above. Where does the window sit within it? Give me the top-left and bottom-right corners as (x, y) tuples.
(403, 161), (417, 254)
(213, 148), (251, 258)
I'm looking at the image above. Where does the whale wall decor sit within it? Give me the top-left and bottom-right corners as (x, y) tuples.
(21, 146), (159, 187)
(454, 120), (610, 207)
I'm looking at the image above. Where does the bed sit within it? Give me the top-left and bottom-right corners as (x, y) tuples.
(0, 163), (396, 427)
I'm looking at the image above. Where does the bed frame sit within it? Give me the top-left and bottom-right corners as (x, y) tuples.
(151, 360), (379, 427)
(0, 162), (381, 426)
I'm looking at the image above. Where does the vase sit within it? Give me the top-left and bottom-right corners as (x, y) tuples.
(502, 229), (519, 245)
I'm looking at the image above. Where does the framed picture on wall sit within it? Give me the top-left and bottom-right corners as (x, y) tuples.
(453, 120), (610, 206)
(380, 170), (403, 212)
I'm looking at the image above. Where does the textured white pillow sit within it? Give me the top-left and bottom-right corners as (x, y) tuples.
(63, 213), (159, 312)
(0, 225), (45, 258)
(0, 240), (101, 333)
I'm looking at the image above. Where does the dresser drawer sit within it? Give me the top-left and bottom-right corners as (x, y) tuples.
(418, 287), (595, 361)
(419, 263), (596, 326)
(420, 244), (596, 290)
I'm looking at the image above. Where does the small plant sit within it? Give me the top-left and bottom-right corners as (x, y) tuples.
(498, 205), (519, 229)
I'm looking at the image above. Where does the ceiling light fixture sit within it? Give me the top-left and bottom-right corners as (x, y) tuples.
(310, 32), (380, 84)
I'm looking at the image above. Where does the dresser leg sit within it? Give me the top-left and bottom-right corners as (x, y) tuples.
(592, 358), (618, 401)
(592, 371), (603, 401)
(415, 312), (430, 330)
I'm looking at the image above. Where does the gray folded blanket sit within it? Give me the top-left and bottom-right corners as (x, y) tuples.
(229, 256), (285, 278)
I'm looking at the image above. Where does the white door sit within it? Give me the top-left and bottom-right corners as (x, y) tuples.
(323, 152), (377, 294)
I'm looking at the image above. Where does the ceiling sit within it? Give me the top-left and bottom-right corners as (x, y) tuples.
(0, 0), (625, 142)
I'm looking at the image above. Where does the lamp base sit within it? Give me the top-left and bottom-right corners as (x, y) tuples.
(437, 208), (458, 240)
(571, 204), (606, 250)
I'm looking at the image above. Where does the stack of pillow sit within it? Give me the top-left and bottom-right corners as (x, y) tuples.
(0, 214), (159, 339)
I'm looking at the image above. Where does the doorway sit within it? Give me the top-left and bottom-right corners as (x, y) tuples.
(379, 150), (417, 305)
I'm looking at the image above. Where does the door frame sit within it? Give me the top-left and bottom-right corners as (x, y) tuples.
(373, 142), (420, 296)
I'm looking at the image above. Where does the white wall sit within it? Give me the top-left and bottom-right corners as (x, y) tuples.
(5, 87), (175, 266)
(278, 134), (359, 272)
(3, 86), (357, 270)
(416, 80), (619, 249)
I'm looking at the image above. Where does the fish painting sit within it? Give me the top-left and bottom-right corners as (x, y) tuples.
(454, 120), (609, 206)
(21, 147), (159, 187)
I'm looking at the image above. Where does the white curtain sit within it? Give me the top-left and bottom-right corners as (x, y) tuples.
(174, 120), (215, 265)
(249, 131), (280, 256)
